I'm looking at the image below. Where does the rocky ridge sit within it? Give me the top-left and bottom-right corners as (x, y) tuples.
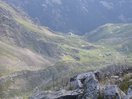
(30, 66), (132, 99)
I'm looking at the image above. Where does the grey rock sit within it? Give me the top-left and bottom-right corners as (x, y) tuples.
(111, 76), (119, 79)
(29, 71), (131, 99)
(104, 85), (126, 99)
(76, 72), (94, 88)
(29, 89), (80, 99)
(125, 95), (132, 99)
(82, 74), (100, 99)
(29, 91), (47, 99)
(71, 71), (101, 89)
(127, 85), (132, 95)
(70, 72), (95, 89)
(125, 85), (132, 99)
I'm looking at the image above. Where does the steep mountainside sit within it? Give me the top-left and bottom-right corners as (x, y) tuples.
(5, 0), (132, 34)
(0, 0), (67, 75)
(0, 0), (132, 99)
(84, 23), (132, 63)
(0, 0), (126, 76)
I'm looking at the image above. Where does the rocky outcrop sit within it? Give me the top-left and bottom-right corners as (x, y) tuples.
(70, 71), (101, 89)
(76, 72), (94, 88)
(29, 70), (132, 99)
(104, 85), (126, 99)
(82, 74), (100, 99)
(30, 71), (101, 99)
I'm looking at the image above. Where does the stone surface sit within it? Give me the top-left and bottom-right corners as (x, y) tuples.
(104, 85), (126, 99)
(82, 74), (100, 99)
(70, 71), (101, 89)
(127, 85), (132, 95)
(76, 72), (94, 88)
(29, 89), (80, 99)
(125, 85), (132, 99)
(70, 72), (94, 89)
(29, 71), (131, 99)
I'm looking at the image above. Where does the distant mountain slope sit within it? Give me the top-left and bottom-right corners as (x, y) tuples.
(0, 1), (55, 75)
(0, 0), (124, 75)
(5, 0), (132, 34)
(0, 0), (68, 75)
(84, 23), (132, 56)
(0, 1), (131, 99)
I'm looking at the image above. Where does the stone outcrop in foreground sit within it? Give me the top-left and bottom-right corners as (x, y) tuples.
(30, 71), (132, 99)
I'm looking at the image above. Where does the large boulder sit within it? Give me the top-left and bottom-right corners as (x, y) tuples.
(104, 85), (126, 99)
(70, 71), (101, 90)
(76, 72), (94, 88)
(127, 85), (132, 95)
(70, 72), (95, 89)
(81, 74), (100, 99)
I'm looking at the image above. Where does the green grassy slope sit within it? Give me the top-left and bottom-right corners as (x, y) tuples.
(0, 1), (131, 98)
(84, 23), (132, 47)
(0, 0), (124, 75)
(84, 23), (132, 64)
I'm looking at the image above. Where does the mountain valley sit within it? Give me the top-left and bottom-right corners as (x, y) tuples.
(0, 0), (132, 99)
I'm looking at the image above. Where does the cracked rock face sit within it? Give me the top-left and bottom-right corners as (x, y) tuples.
(82, 74), (100, 99)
